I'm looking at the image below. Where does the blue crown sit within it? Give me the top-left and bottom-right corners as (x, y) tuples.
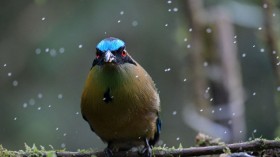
(96, 37), (125, 52)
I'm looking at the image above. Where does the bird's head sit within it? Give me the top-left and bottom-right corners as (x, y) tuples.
(91, 37), (136, 68)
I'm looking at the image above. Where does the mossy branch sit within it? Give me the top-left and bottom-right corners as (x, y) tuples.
(2, 139), (280, 157)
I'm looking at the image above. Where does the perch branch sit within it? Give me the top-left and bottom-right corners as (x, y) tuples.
(49, 139), (280, 157)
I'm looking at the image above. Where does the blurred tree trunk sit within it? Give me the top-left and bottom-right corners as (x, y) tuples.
(262, 0), (280, 136)
(185, 0), (246, 142)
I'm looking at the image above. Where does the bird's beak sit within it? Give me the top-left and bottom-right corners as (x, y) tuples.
(104, 51), (116, 63)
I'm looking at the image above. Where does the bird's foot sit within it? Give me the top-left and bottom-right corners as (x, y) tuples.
(104, 147), (113, 157)
(138, 146), (152, 157)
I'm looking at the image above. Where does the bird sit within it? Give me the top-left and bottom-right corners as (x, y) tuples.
(81, 37), (161, 157)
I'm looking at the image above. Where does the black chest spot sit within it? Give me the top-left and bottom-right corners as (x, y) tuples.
(103, 88), (113, 103)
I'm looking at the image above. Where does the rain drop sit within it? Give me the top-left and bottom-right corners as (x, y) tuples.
(252, 45), (256, 48)
(200, 109), (203, 112)
(38, 93), (43, 99)
(56, 128), (59, 131)
(219, 108), (222, 111)
(45, 48), (49, 52)
(76, 112), (79, 115)
(263, 3), (268, 9)
(61, 143), (66, 148)
(165, 24), (168, 27)
(164, 68), (171, 72)
(37, 107), (41, 110)
(132, 21), (138, 27)
(258, 27), (262, 30)
(172, 111), (177, 115)
(7, 72), (12, 77)
(168, 9), (172, 12)
(253, 129), (257, 133)
(58, 94), (63, 99)
(176, 137), (180, 141)
(233, 41), (237, 44)
(210, 98), (213, 102)
(242, 53), (246, 58)
(3, 64), (7, 67)
(183, 78), (187, 82)
(252, 92), (256, 96)
(167, 0), (172, 4)
(273, 13), (276, 17)
(78, 44), (83, 48)
(23, 103), (28, 108)
(12, 80), (18, 87)
(260, 48), (265, 52)
(203, 62), (208, 67)
(14, 117), (17, 120)
(63, 133), (67, 136)
(120, 11), (124, 15)
(59, 48), (65, 53)
(35, 48), (41, 55)
(173, 8), (178, 12)
(41, 17), (46, 21)
(206, 28), (212, 33)
(187, 44), (191, 48)
(117, 20), (121, 23)
(234, 35), (237, 38)
(277, 86), (280, 91)
(189, 28), (192, 32)
(29, 98), (35, 105)
(183, 38), (187, 42)
(48, 105), (52, 108)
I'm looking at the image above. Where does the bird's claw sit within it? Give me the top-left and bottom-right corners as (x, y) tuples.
(139, 146), (152, 157)
(104, 147), (113, 157)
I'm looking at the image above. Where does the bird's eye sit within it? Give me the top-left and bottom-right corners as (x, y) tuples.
(96, 51), (101, 59)
(121, 51), (127, 57)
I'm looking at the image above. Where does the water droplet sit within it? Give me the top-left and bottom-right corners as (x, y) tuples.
(14, 117), (17, 120)
(183, 78), (187, 82)
(172, 111), (177, 115)
(183, 38), (187, 42)
(12, 80), (18, 86)
(120, 11), (124, 15)
(224, 130), (227, 134)
(200, 109), (203, 112)
(206, 28), (212, 33)
(35, 48), (41, 55)
(63, 133), (67, 136)
(76, 112), (79, 115)
(173, 8), (178, 12)
(59, 48), (65, 53)
(165, 24), (168, 27)
(211, 110), (215, 113)
(41, 17), (46, 21)
(252, 92), (256, 96)
(37, 107), (41, 110)
(168, 9), (172, 12)
(258, 27), (262, 30)
(233, 41), (237, 44)
(176, 137), (180, 141)
(135, 75), (139, 78)
(272, 50), (276, 54)
(253, 129), (257, 133)
(167, 0), (172, 4)
(239, 130), (243, 133)
(58, 94), (63, 99)
(29, 98), (35, 105)
(45, 48), (49, 52)
(132, 20), (138, 27)
(263, 3), (268, 9)
(7, 72), (12, 77)
(277, 86), (280, 91)
(242, 53), (246, 57)
(61, 143), (66, 148)
(56, 127), (59, 131)
(203, 62), (208, 67)
(252, 45), (255, 47)
(117, 20), (121, 23)
(260, 48), (265, 52)
(189, 28), (192, 32)
(210, 98), (213, 102)
(164, 68), (171, 72)
(187, 44), (191, 48)
(232, 112), (236, 116)
(234, 35), (237, 38)
(3, 64), (7, 67)
(23, 103), (28, 108)
(78, 44), (83, 48)
(38, 93), (43, 99)
(273, 13), (276, 17)
(48, 105), (52, 108)
(219, 108), (222, 111)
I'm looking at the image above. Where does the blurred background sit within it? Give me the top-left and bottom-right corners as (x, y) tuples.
(1, 0), (280, 151)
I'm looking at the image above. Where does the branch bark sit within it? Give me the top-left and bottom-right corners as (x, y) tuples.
(23, 139), (279, 157)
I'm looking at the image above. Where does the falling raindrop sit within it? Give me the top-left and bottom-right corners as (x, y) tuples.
(63, 133), (67, 136)
(37, 107), (41, 110)
(200, 109), (203, 112)
(58, 94), (63, 99)
(56, 128), (59, 131)
(165, 24), (168, 27)
(260, 48), (265, 52)
(187, 44), (191, 48)
(38, 93), (43, 99)
(35, 48), (41, 55)
(45, 48), (49, 53)
(120, 11), (124, 15)
(12, 80), (18, 87)
(167, 0), (172, 4)
(273, 13), (276, 17)
(132, 21), (138, 27)
(173, 8), (178, 12)
(206, 28), (212, 33)
(183, 78), (187, 82)
(61, 143), (66, 148)
(203, 62), (208, 67)
(7, 72), (12, 77)
(76, 112), (79, 115)
(189, 28), (192, 32)
(3, 64), (7, 67)
(258, 27), (262, 30)
(176, 137), (180, 141)
(59, 48), (65, 53)
(41, 17), (46, 21)
(23, 103), (28, 108)
(117, 20), (121, 23)
(263, 3), (268, 9)
(14, 117), (17, 120)
(242, 53), (246, 58)
(172, 111), (177, 115)
(78, 44), (83, 48)
(253, 129), (257, 133)
(183, 38), (187, 42)
(29, 98), (35, 106)
(164, 68), (171, 72)
(252, 92), (256, 96)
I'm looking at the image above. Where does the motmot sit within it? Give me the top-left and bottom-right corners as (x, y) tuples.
(81, 37), (161, 157)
